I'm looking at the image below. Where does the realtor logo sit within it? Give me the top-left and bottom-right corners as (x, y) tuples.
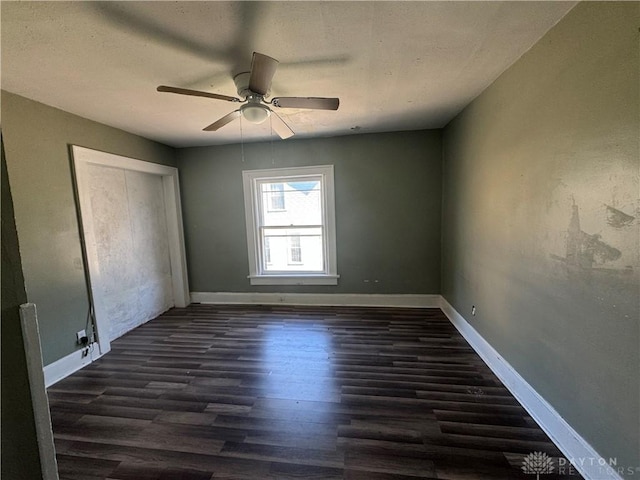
(522, 451), (555, 479)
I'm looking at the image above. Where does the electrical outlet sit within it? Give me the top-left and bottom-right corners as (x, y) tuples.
(76, 329), (88, 345)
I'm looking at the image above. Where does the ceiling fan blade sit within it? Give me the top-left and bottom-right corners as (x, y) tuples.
(269, 112), (294, 139)
(271, 97), (339, 111)
(248, 52), (279, 96)
(158, 85), (240, 103)
(203, 110), (242, 131)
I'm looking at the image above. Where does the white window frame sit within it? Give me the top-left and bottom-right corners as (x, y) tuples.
(242, 165), (339, 286)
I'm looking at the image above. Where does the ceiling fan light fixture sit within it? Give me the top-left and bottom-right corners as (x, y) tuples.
(241, 103), (271, 124)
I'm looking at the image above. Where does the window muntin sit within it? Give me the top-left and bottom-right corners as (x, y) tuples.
(242, 166), (338, 285)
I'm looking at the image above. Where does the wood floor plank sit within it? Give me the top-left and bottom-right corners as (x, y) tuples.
(344, 471), (438, 480)
(56, 453), (120, 480)
(268, 462), (344, 479)
(48, 304), (582, 479)
(220, 440), (344, 468)
(153, 410), (219, 426)
(344, 450), (437, 477)
(107, 462), (214, 480)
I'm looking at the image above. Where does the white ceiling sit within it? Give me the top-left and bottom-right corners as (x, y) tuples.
(1, 1), (575, 148)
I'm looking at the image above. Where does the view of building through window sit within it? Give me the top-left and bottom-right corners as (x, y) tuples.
(267, 183), (285, 211)
(259, 179), (324, 272)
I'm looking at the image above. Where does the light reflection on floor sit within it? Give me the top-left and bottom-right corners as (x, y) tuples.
(258, 322), (338, 404)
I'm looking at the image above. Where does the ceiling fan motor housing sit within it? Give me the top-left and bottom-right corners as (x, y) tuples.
(234, 72), (270, 98)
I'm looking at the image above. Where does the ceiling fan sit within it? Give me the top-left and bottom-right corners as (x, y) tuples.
(157, 52), (340, 139)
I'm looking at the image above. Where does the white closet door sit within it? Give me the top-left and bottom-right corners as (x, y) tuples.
(87, 164), (173, 342)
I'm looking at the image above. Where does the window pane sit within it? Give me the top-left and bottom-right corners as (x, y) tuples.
(262, 227), (323, 272)
(259, 178), (322, 227)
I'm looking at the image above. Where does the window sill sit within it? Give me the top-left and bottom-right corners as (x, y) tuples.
(248, 274), (339, 286)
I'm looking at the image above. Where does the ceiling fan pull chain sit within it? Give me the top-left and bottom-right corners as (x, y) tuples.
(270, 115), (275, 165)
(240, 115), (245, 162)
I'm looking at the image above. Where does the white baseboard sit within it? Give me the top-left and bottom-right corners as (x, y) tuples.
(190, 292), (441, 308)
(43, 342), (101, 388)
(439, 297), (623, 480)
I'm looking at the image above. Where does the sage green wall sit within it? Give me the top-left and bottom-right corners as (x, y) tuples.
(1, 134), (43, 479)
(177, 130), (442, 294)
(442, 2), (639, 473)
(1, 91), (177, 365)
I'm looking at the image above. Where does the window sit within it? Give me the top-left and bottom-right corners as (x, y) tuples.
(242, 165), (339, 285)
(264, 237), (272, 265)
(288, 236), (302, 264)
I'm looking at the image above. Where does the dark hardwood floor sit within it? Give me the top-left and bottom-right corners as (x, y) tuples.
(48, 304), (582, 479)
